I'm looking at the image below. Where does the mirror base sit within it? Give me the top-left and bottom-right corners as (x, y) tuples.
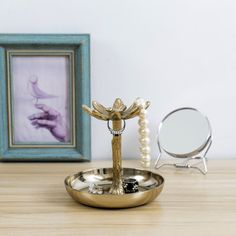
(155, 140), (212, 175)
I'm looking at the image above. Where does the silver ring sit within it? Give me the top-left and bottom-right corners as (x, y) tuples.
(107, 120), (126, 136)
(88, 183), (104, 195)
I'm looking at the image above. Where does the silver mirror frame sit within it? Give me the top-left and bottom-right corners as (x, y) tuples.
(154, 107), (212, 175)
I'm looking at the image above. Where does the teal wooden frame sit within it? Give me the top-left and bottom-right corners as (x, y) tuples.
(0, 34), (91, 161)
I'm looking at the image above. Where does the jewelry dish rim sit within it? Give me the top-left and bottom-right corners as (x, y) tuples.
(65, 167), (164, 209)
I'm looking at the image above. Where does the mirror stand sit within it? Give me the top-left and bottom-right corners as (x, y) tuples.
(154, 139), (212, 175)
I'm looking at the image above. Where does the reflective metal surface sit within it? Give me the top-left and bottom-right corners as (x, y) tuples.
(65, 168), (164, 208)
(158, 107), (212, 158)
(155, 107), (212, 174)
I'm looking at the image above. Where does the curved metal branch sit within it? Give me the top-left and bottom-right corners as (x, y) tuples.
(92, 101), (110, 117)
(82, 105), (108, 120)
(122, 101), (150, 119)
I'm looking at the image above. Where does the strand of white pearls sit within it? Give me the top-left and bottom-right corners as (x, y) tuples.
(135, 98), (151, 168)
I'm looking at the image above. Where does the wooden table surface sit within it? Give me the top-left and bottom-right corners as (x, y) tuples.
(0, 160), (236, 236)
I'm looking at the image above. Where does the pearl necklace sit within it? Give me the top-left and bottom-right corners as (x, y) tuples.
(135, 98), (151, 168)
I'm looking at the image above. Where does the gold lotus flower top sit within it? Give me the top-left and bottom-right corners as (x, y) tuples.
(82, 98), (150, 120)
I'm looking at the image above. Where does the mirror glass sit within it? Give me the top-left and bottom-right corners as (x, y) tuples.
(159, 108), (211, 157)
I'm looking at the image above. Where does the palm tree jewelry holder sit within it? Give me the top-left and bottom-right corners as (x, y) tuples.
(83, 98), (150, 195)
(64, 98), (164, 208)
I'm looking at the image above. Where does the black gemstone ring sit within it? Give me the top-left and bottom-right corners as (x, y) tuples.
(123, 178), (139, 193)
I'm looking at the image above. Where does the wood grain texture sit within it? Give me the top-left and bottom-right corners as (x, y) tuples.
(0, 160), (236, 236)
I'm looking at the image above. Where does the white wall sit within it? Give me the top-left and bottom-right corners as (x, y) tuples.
(0, 0), (236, 160)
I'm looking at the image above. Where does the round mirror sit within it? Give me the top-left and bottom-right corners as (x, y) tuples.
(158, 107), (212, 158)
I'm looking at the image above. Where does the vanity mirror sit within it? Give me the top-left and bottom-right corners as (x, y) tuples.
(154, 107), (212, 174)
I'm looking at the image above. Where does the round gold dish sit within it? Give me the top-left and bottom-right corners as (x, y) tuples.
(65, 167), (164, 209)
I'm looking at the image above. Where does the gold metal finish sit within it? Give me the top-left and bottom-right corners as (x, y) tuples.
(65, 167), (164, 209)
(74, 98), (164, 208)
(82, 98), (150, 121)
(110, 119), (123, 194)
(82, 98), (150, 195)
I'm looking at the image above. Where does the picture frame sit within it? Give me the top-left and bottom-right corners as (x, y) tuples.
(0, 34), (91, 161)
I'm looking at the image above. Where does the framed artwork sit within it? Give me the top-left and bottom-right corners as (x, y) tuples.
(0, 34), (90, 161)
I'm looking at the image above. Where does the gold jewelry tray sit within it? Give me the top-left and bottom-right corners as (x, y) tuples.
(65, 167), (164, 209)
